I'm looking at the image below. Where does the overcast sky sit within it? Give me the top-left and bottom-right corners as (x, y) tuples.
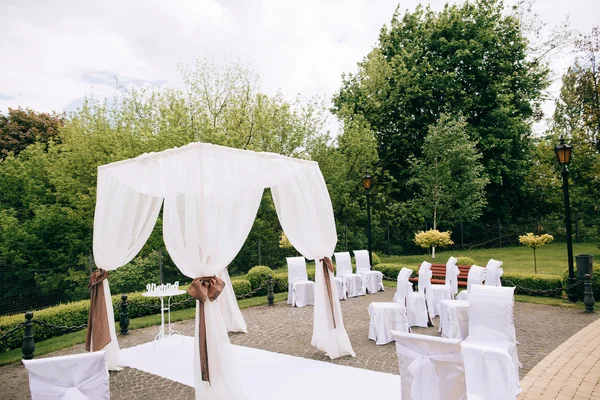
(0, 0), (598, 134)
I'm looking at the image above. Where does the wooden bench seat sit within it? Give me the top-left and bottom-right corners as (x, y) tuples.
(408, 264), (471, 287)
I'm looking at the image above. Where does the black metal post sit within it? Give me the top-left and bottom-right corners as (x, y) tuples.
(22, 311), (35, 360)
(563, 166), (577, 302)
(460, 221), (464, 250)
(366, 190), (373, 267)
(583, 274), (595, 313)
(267, 275), (274, 306)
(498, 218), (502, 248)
(344, 223), (348, 251)
(120, 295), (130, 335)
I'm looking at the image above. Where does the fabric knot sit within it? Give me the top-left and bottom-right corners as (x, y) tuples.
(187, 275), (226, 384)
(85, 269), (111, 352)
(319, 257), (336, 329)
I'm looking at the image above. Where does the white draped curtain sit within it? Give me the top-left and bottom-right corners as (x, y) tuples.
(92, 143), (354, 399)
(271, 161), (355, 359)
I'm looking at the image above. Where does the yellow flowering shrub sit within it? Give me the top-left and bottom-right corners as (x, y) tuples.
(414, 229), (454, 249)
(518, 233), (554, 249)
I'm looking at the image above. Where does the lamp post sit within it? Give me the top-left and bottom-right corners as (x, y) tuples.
(362, 171), (373, 267)
(554, 136), (577, 302)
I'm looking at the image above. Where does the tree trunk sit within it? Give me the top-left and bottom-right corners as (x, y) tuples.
(432, 246), (436, 259)
(533, 247), (537, 274)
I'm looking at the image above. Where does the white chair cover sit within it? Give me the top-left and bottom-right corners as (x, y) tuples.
(461, 285), (520, 400)
(456, 265), (486, 301)
(392, 331), (466, 400)
(484, 259), (504, 287)
(415, 261), (435, 319)
(354, 250), (384, 293)
(438, 299), (470, 340)
(23, 350), (110, 400)
(431, 256), (459, 316)
(395, 267), (428, 327)
(286, 257), (315, 307)
(333, 277), (347, 300)
(218, 269), (247, 333)
(368, 302), (409, 345)
(334, 252), (365, 298)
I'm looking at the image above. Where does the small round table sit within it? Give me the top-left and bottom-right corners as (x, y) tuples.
(142, 289), (186, 341)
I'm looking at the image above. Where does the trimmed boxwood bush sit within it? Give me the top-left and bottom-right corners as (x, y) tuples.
(246, 266), (274, 295)
(501, 272), (563, 298)
(562, 264), (600, 301)
(372, 252), (381, 266)
(0, 277), (255, 352)
(456, 257), (476, 266)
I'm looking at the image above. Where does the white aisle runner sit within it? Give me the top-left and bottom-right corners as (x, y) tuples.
(120, 336), (400, 399)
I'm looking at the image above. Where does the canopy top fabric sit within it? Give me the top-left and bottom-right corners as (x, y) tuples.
(98, 142), (319, 198)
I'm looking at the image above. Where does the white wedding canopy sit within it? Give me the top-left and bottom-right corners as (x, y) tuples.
(91, 143), (355, 399)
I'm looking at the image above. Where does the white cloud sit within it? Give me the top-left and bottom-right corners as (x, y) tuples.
(0, 0), (597, 134)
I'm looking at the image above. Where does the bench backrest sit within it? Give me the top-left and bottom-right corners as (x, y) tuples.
(430, 264), (472, 281)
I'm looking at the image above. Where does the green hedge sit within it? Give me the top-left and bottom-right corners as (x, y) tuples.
(0, 278), (253, 352)
(562, 264), (600, 301)
(373, 263), (414, 280)
(501, 272), (563, 298)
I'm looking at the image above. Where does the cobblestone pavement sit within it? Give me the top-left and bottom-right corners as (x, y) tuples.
(1, 289), (598, 399)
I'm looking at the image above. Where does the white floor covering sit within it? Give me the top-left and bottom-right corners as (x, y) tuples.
(120, 336), (400, 399)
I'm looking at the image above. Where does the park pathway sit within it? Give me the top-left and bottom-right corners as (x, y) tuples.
(518, 315), (600, 400)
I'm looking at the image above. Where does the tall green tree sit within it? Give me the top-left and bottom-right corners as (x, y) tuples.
(0, 108), (64, 161)
(332, 0), (549, 222)
(409, 114), (488, 256)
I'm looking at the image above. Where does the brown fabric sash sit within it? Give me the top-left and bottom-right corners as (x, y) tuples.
(321, 257), (337, 329)
(187, 276), (225, 384)
(85, 269), (111, 352)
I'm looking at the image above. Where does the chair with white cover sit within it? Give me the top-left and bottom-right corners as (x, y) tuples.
(334, 251), (365, 298)
(286, 257), (315, 307)
(368, 302), (409, 345)
(456, 265), (486, 301)
(484, 258), (504, 286)
(415, 261), (436, 320)
(23, 350), (110, 400)
(334, 274), (347, 301)
(430, 256), (459, 316)
(394, 267), (427, 327)
(461, 285), (521, 400)
(392, 331), (466, 400)
(354, 250), (384, 293)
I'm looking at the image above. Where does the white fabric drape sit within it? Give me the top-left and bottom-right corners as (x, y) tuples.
(23, 351), (110, 400)
(93, 167), (163, 369)
(162, 149), (265, 399)
(272, 161), (355, 359)
(217, 269), (247, 333)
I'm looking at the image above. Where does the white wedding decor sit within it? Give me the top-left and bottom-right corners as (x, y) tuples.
(392, 331), (466, 400)
(286, 256), (315, 307)
(218, 268), (248, 333)
(145, 281), (180, 293)
(430, 256), (459, 315)
(461, 285), (521, 399)
(368, 302), (409, 345)
(438, 299), (470, 340)
(23, 350), (110, 400)
(484, 258), (504, 287)
(354, 250), (384, 293)
(394, 267), (429, 327)
(90, 143), (354, 400)
(142, 283), (186, 341)
(334, 251), (365, 298)
(456, 265), (486, 301)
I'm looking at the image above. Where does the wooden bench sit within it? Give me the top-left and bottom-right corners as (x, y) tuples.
(408, 264), (471, 287)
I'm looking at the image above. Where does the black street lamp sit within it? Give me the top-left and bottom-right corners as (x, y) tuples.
(554, 136), (577, 302)
(362, 170), (373, 267)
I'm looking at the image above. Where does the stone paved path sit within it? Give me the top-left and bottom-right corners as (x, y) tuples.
(1, 289), (598, 399)
(518, 316), (600, 400)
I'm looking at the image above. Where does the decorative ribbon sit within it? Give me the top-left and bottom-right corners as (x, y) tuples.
(320, 257), (336, 329)
(395, 345), (463, 400)
(187, 276), (225, 384)
(85, 269), (111, 352)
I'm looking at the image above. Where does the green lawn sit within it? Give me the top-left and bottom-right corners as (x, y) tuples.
(0, 293), (288, 366)
(380, 242), (600, 276)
